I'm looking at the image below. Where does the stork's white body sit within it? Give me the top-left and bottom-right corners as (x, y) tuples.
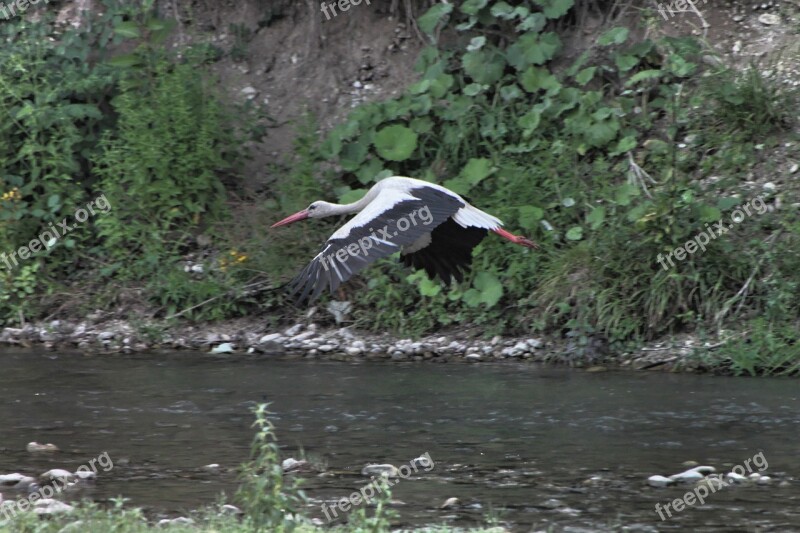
(271, 176), (536, 303)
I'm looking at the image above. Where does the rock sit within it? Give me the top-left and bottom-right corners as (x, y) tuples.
(346, 346), (362, 356)
(540, 498), (564, 509)
(281, 458), (309, 473)
(26, 442), (59, 453)
(440, 497), (459, 509)
(202, 464), (221, 474)
(318, 344), (335, 352)
(464, 353), (481, 361)
(33, 499), (74, 515)
(284, 324), (303, 336)
(758, 13), (780, 25)
(210, 342), (234, 354)
(361, 464), (399, 478)
(40, 469), (74, 484)
(790, 163), (799, 175)
(73, 470), (96, 481)
(259, 333), (283, 343)
(647, 475), (674, 488)
(157, 517), (195, 526)
(669, 469), (705, 482)
(241, 86), (259, 100)
(763, 182), (777, 192)
(97, 331), (114, 341)
(220, 504), (242, 515)
(725, 472), (748, 483)
(527, 338), (543, 349)
(0, 473), (24, 486)
(757, 476), (772, 485)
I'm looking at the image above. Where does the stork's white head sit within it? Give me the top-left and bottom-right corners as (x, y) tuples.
(271, 201), (339, 228)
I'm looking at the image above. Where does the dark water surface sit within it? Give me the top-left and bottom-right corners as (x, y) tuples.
(1, 350), (798, 531)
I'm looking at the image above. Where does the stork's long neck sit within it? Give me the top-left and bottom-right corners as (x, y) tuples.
(327, 186), (379, 216)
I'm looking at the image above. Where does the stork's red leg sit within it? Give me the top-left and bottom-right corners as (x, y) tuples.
(493, 228), (539, 249)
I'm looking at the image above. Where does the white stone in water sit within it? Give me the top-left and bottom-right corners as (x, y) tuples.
(688, 465), (716, 475)
(670, 469), (705, 482)
(210, 342), (234, 354)
(647, 475), (674, 487)
(749, 472), (761, 480)
(440, 497), (459, 509)
(361, 464), (399, 478)
(465, 353), (482, 361)
(33, 499), (74, 515)
(26, 442), (59, 453)
(790, 163), (799, 174)
(725, 472), (748, 483)
(763, 182), (777, 192)
(73, 470), (96, 481)
(351, 340), (365, 350)
(0, 473), (26, 486)
(318, 344), (335, 352)
(259, 333), (282, 343)
(757, 475), (772, 485)
(527, 338), (543, 349)
(346, 347), (362, 356)
(41, 469), (74, 483)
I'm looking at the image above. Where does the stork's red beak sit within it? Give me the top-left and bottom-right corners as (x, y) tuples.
(271, 209), (309, 228)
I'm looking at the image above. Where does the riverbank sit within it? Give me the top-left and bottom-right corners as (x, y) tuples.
(0, 317), (737, 374)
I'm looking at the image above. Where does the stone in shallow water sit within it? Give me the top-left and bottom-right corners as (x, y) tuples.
(210, 342), (234, 354)
(669, 469), (705, 482)
(647, 475), (674, 487)
(40, 469), (74, 484)
(361, 464), (399, 478)
(440, 497), (459, 509)
(33, 499), (74, 515)
(26, 442), (59, 453)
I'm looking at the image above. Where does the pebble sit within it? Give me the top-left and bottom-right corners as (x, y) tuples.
(758, 13), (780, 25)
(647, 475), (674, 488)
(26, 442), (59, 453)
(40, 469), (74, 484)
(361, 464), (399, 478)
(33, 499), (74, 515)
(210, 342), (234, 354)
(440, 497), (459, 509)
(202, 464), (221, 474)
(669, 469), (705, 482)
(725, 472), (748, 483)
(157, 517), (195, 526)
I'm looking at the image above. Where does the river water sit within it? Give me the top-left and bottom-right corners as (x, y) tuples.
(1, 350), (798, 531)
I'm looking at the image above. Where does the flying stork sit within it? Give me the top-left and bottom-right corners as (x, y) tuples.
(271, 176), (537, 303)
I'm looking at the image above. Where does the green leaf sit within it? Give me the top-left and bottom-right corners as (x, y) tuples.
(625, 69), (663, 87)
(586, 206), (605, 229)
(417, 3), (453, 37)
(373, 125), (418, 161)
(47, 194), (61, 209)
(461, 158), (494, 185)
(460, 0), (489, 16)
(500, 84), (523, 101)
(442, 177), (472, 196)
(609, 135), (637, 155)
(107, 53), (141, 68)
(516, 13), (546, 32)
(519, 205), (544, 230)
(717, 197), (741, 210)
(491, 1), (516, 19)
(614, 53), (639, 72)
(698, 205), (722, 223)
(463, 83), (485, 96)
(466, 36), (486, 51)
(598, 27), (629, 46)
(518, 108), (542, 135)
(507, 32), (561, 69)
(614, 183), (639, 206)
(469, 272), (504, 307)
(339, 140), (369, 171)
(519, 66), (561, 94)
(533, 0), (574, 19)
(574, 66), (596, 85)
(114, 21), (141, 39)
(565, 226), (583, 240)
(462, 49), (505, 85)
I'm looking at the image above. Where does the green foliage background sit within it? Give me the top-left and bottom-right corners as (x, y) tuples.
(0, 0), (798, 374)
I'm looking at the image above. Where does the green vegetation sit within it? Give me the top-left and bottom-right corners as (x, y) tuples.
(0, 0), (798, 374)
(0, 406), (503, 533)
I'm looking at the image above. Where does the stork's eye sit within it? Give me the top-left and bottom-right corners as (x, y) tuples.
(308, 204), (317, 211)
